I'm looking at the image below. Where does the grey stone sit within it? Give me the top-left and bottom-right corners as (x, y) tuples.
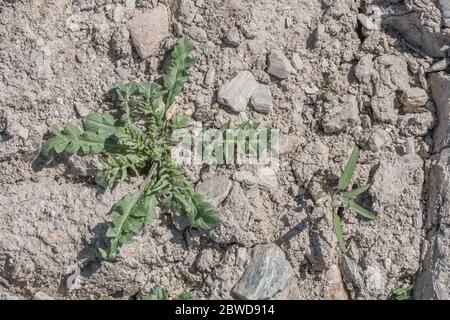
(267, 49), (296, 79)
(358, 13), (375, 30)
(383, 10), (450, 58)
(186, 26), (208, 42)
(75, 103), (90, 117)
(415, 148), (450, 300)
(429, 72), (450, 152)
(217, 71), (258, 112)
(125, 0), (136, 9)
(195, 175), (232, 206)
(232, 243), (294, 300)
(204, 66), (215, 86)
(225, 29), (240, 47)
(291, 52), (303, 71)
(401, 87), (429, 111)
(440, 0), (450, 27)
(8, 122), (29, 140)
(115, 66), (128, 79)
(236, 247), (248, 266)
(112, 5), (125, 23)
(127, 5), (169, 59)
(304, 85), (319, 95)
(33, 291), (54, 300)
(427, 59), (450, 73)
(322, 95), (360, 133)
(250, 84), (272, 113)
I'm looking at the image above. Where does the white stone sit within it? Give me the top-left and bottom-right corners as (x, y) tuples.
(250, 84), (272, 113)
(267, 49), (296, 79)
(217, 71), (258, 112)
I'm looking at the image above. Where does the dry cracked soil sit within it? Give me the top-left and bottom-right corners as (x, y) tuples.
(0, 0), (449, 300)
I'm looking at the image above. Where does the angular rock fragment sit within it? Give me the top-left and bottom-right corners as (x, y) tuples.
(415, 148), (450, 300)
(195, 175), (232, 207)
(325, 265), (349, 300)
(398, 111), (435, 137)
(322, 95), (360, 133)
(401, 87), (428, 113)
(291, 52), (303, 71)
(232, 243), (293, 300)
(439, 0), (450, 27)
(267, 49), (296, 79)
(217, 71), (258, 112)
(250, 84), (272, 113)
(225, 28), (240, 47)
(187, 25), (208, 42)
(127, 6), (169, 59)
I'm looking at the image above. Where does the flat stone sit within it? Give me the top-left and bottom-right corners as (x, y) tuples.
(127, 5), (169, 59)
(429, 72), (450, 152)
(267, 49), (296, 79)
(115, 66), (128, 79)
(33, 292), (54, 300)
(401, 87), (429, 111)
(250, 84), (272, 113)
(304, 85), (319, 95)
(186, 25), (208, 42)
(415, 148), (450, 300)
(236, 247), (248, 266)
(325, 265), (349, 300)
(113, 5), (125, 23)
(358, 13), (375, 30)
(225, 28), (240, 47)
(232, 243), (294, 300)
(291, 52), (303, 71)
(204, 66), (215, 86)
(322, 95), (360, 133)
(217, 71), (258, 112)
(195, 175), (232, 206)
(75, 103), (90, 117)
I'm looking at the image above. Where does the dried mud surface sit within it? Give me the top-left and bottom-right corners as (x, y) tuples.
(0, 0), (448, 300)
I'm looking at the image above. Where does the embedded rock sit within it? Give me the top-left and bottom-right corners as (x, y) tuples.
(250, 84), (273, 113)
(127, 6), (169, 59)
(217, 71), (258, 112)
(195, 175), (233, 207)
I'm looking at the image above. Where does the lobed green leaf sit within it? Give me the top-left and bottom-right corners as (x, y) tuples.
(338, 146), (359, 190)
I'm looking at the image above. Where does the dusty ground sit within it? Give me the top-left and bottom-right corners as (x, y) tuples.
(0, 0), (448, 300)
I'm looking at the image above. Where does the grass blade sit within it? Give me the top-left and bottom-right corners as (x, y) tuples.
(341, 184), (371, 199)
(338, 146), (359, 190)
(332, 212), (346, 251)
(348, 200), (376, 220)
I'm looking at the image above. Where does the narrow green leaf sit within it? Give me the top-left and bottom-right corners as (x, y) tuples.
(341, 184), (371, 200)
(333, 212), (346, 251)
(348, 200), (377, 220)
(338, 146), (359, 190)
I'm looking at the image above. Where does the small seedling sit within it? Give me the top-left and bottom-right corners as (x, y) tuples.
(392, 283), (413, 300)
(41, 38), (220, 260)
(140, 286), (196, 300)
(329, 146), (377, 251)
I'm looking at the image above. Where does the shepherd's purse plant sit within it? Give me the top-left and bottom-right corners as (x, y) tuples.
(41, 38), (221, 260)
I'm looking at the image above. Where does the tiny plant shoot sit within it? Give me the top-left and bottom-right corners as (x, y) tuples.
(331, 146), (377, 251)
(41, 38), (221, 260)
